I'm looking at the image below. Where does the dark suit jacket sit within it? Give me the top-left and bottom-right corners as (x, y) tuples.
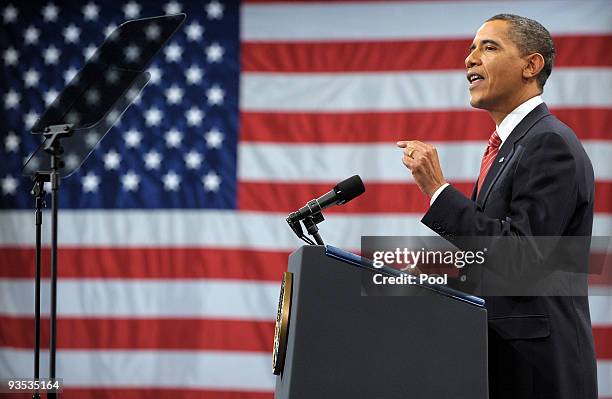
(421, 103), (597, 399)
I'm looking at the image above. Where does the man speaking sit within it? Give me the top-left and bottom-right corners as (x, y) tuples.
(397, 14), (597, 399)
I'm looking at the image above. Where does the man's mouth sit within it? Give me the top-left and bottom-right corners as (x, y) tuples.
(467, 73), (485, 88)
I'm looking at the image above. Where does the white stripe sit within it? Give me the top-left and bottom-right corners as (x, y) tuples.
(242, 1), (612, 41)
(0, 211), (610, 249)
(599, 360), (612, 398)
(0, 279), (278, 319)
(589, 288), (612, 326)
(0, 210), (430, 249)
(241, 69), (612, 111)
(0, 349), (275, 390)
(238, 141), (612, 181)
(0, 349), (608, 395)
(0, 278), (609, 324)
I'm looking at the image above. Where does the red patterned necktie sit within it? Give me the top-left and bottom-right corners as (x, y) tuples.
(476, 130), (502, 196)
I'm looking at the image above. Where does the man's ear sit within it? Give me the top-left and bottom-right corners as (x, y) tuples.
(523, 53), (545, 80)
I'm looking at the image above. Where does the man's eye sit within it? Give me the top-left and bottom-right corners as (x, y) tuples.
(485, 46), (496, 51)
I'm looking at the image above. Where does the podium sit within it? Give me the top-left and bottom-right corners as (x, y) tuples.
(274, 246), (488, 399)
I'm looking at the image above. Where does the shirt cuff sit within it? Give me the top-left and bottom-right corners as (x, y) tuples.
(430, 183), (450, 205)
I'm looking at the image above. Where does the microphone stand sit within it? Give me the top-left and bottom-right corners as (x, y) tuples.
(30, 172), (49, 399)
(302, 215), (324, 245)
(42, 124), (72, 399)
(287, 212), (325, 245)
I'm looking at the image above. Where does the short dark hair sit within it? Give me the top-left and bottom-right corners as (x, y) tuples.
(486, 13), (556, 90)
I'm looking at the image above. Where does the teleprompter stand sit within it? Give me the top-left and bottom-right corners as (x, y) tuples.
(21, 14), (186, 398)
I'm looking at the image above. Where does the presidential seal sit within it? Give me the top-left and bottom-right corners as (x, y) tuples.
(272, 271), (293, 375)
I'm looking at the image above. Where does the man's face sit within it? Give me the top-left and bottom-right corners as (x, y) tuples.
(465, 20), (526, 110)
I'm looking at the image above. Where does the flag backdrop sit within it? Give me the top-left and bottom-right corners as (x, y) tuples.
(0, 0), (611, 397)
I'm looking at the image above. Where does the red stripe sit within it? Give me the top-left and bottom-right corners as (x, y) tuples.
(0, 316), (274, 351)
(239, 181), (473, 213)
(0, 247), (288, 280)
(240, 108), (611, 143)
(242, 35), (612, 72)
(239, 181), (612, 214)
(594, 326), (612, 360)
(589, 253), (612, 286)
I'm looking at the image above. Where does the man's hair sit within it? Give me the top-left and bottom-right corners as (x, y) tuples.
(486, 13), (556, 90)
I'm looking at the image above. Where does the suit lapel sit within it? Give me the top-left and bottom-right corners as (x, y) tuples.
(475, 103), (551, 207)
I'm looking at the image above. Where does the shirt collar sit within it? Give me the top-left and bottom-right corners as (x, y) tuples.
(496, 95), (543, 144)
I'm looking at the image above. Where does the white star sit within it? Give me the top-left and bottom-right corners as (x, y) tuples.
(164, 43), (182, 63)
(206, 1), (224, 20)
(126, 87), (142, 104)
(1, 175), (18, 195)
(121, 171), (140, 192)
(185, 64), (203, 85)
(165, 84), (183, 105)
(144, 107), (162, 127)
(4, 89), (20, 109)
(206, 42), (224, 63)
(44, 89), (58, 106)
(184, 150), (203, 169)
(82, 2), (99, 21)
(123, 129), (142, 148)
(66, 111), (81, 125)
(202, 171), (221, 192)
(85, 88), (100, 105)
(164, 1), (181, 15)
(123, 1), (141, 19)
(205, 128), (224, 149)
(3, 47), (18, 66)
(85, 132), (100, 147)
(64, 153), (80, 171)
(64, 67), (78, 84)
(162, 171), (181, 191)
(124, 44), (141, 62)
(3, 4), (18, 23)
(24, 110), (39, 129)
(23, 154), (40, 173)
(42, 3), (59, 22)
(24, 26), (39, 45)
(43, 45), (60, 65)
(147, 66), (162, 85)
(185, 22), (204, 41)
(206, 84), (224, 105)
(145, 23), (161, 41)
(82, 172), (100, 193)
(185, 106), (204, 127)
(144, 150), (162, 170)
(63, 24), (80, 44)
(165, 128), (183, 148)
(103, 149), (121, 170)
(105, 69), (119, 84)
(24, 68), (40, 87)
(84, 44), (97, 60)
(4, 132), (20, 152)
(105, 110), (120, 125)
(104, 24), (117, 38)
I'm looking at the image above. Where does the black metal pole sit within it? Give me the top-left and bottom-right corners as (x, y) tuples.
(311, 232), (324, 245)
(31, 176), (46, 399)
(48, 148), (60, 399)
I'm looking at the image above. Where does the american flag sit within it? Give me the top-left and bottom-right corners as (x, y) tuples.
(0, 0), (610, 398)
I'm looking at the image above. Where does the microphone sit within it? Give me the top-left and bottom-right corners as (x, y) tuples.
(287, 175), (365, 223)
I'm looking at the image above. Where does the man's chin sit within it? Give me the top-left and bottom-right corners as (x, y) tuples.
(469, 96), (488, 110)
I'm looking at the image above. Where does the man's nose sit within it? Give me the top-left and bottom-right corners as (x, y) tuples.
(465, 50), (479, 69)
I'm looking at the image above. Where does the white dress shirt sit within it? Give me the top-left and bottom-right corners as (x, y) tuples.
(429, 95), (544, 205)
